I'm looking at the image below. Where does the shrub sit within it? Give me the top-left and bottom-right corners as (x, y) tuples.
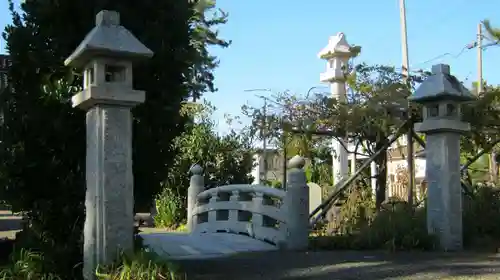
(463, 184), (500, 249)
(154, 188), (184, 229)
(312, 182), (500, 252)
(311, 185), (437, 251)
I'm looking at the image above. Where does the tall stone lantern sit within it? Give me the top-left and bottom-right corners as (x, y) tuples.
(64, 10), (153, 279)
(409, 64), (475, 251)
(318, 33), (355, 185)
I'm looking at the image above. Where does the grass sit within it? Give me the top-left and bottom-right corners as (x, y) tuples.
(141, 224), (188, 234)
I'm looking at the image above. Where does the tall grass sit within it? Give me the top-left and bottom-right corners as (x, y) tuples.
(154, 188), (184, 229)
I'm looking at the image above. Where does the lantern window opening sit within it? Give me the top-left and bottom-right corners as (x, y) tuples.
(427, 104), (439, 118)
(105, 64), (126, 83)
(445, 103), (457, 117)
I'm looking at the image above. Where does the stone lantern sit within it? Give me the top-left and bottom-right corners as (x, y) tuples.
(65, 10), (153, 109)
(318, 33), (355, 84)
(317, 33), (356, 186)
(409, 64), (475, 251)
(64, 10), (153, 279)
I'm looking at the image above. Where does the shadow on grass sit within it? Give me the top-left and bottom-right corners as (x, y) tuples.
(177, 250), (500, 280)
(0, 239), (15, 266)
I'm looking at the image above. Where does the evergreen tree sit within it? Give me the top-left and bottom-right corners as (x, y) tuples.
(0, 0), (228, 277)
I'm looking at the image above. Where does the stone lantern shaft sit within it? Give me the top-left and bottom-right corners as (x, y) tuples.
(65, 10), (153, 279)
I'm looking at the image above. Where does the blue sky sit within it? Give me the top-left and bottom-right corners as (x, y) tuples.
(2, 0), (500, 133)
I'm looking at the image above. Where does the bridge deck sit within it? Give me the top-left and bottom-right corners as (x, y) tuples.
(139, 232), (278, 260)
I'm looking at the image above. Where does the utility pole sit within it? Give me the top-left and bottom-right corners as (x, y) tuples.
(244, 89), (272, 184)
(477, 22), (483, 94)
(477, 23), (498, 183)
(399, 0), (414, 206)
(262, 99), (268, 183)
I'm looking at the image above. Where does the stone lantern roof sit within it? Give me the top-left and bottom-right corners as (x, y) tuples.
(409, 64), (475, 103)
(64, 10), (153, 69)
(317, 33), (353, 59)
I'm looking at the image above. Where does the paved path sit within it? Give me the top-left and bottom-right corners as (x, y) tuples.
(178, 250), (500, 280)
(140, 232), (277, 259)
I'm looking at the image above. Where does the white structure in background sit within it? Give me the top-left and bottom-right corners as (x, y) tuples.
(251, 149), (284, 185)
(318, 33), (354, 185)
(251, 34), (428, 201)
(347, 139), (426, 198)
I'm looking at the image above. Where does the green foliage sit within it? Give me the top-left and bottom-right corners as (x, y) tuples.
(0, 248), (184, 280)
(461, 85), (500, 156)
(244, 64), (426, 208)
(154, 188), (184, 229)
(463, 184), (500, 250)
(312, 183), (500, 252)
(333, 185), (376, 234)
(95, 250), (184, 280)
(305, 161), (332, 186)
(0, 249), (62, 280)
(311, 186), (437, 251)
(482, 19), (500, 42)
(0, 0), (229, 277)
(157, 102), (254, 224)
(261, 179), (282, 188)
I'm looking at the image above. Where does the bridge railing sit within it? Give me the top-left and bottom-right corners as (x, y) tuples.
(187, 155), (309, 250)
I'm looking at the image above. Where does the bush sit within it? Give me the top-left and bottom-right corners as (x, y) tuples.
(154, 188), (185, 229)
(311, 185), (437, 251)
(312, 183), (500, 252)
(463, 184), (500, 250)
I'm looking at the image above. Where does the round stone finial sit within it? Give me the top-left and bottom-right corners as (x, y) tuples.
(431, 64), (450, 75)
(96, 10), (120, 26)
(288, 155), (305, 169)
(189, 164), (203, 175)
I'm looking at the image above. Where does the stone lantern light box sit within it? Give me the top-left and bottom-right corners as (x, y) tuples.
(409, 64), (475, 134)
(64, 10), (153, 110)
(317, 32), (355, 83)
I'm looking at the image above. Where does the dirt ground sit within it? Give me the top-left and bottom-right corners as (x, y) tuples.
(1, 212), (499, 279)
(179, 250), (500, 280)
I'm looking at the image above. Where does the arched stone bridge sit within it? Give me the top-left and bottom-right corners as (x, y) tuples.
(140, 155), (310, 259)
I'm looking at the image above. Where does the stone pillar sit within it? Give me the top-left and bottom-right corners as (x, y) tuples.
(64, 10), (153, 279)
(409, 64), (475, 251)
(284, 155), (309, 250)
(426, 133), (462, 248)
(318, 33), (356, 185)
(187, 164), (204, 232)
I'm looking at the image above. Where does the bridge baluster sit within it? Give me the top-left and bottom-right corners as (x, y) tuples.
(187, 164), (204, 232)
(208, 193), (218, 223)
(228, 190), (239, 228)
(250, 193), (264, 237)
(283, 155), (309, 250)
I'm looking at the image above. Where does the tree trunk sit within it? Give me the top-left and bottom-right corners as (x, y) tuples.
(374, 142), (388, 210)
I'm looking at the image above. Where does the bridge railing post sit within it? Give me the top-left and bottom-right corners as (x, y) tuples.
(187, 164), (204, 232)
(283, 155), (309, 250)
